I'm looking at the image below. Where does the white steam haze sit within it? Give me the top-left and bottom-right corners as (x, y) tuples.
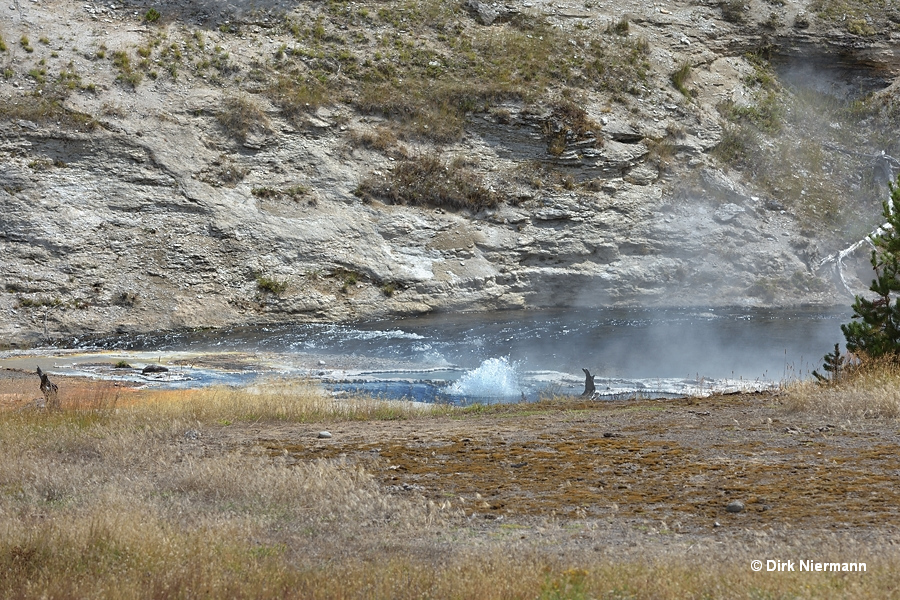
(775, 55), (900, 298)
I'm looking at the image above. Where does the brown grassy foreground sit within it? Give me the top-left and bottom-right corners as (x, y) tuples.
(1, 369), (900, 599)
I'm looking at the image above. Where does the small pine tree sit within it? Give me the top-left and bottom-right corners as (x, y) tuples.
(841, 174), (900, 358)
(813, 343), (844, 384)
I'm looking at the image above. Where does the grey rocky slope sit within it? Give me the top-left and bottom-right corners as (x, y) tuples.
(0, 0), (898, 346)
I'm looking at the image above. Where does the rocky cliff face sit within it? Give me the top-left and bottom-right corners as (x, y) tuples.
(0, 0), (898, 346)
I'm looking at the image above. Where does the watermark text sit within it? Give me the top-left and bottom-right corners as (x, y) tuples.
(750, 559), (866, 573)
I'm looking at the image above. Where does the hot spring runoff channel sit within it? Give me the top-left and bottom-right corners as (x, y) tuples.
(60, 307), (849, 404)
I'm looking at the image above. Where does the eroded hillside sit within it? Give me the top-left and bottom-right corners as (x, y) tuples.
(0, 0), (898, 346)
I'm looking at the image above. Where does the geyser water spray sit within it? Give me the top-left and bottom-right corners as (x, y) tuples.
(447, 356), (522, 398)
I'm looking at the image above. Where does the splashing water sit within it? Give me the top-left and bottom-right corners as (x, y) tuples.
(447, 357), (522, 398)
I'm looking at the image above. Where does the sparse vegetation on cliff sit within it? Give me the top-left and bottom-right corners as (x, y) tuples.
(712, 47), (896, 238)
(355, 154), (499, 211)
(810, 0), (900, 33)
(111, 49), (142, 88)
(0, 0), (897, 343)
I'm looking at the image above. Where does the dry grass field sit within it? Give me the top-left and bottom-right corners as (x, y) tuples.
(1, 367), (900, 599)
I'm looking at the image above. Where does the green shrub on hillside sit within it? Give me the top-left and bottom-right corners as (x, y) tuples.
(671, 61), (692, 97)
(256, 275), (288, 295)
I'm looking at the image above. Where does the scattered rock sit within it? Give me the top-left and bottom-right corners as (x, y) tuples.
(464, 0), (518, 25)
(625, 163), (659, 185)
(726, 500), (745, 513)
(713, 203), (746, 224)
(607, 129), (644, 144)
(184, 429), (201, 440)
(389, 482), (424, 492)
(142, 365), (169, 374)
(318, 431), (333, 439)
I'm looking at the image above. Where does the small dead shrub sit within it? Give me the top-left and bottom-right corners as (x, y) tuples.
(608, 17), (630, 35)
(720, 0), (748, 23)
(646, 137), (676, 169)
(113, 291), (138, 307)
(205, 157), (249, 186)
(251, 185), (309, 201)
(251, 186), (279, 199)
(216, 95), (270, 143)
(355, 154), (500, 212)
(541, 100), (601, 156)
(349, 126), (399, 152)
(712, 123), (758, 166)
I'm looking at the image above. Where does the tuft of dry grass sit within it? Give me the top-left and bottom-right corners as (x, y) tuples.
(265, 75), (331, 124)
(354, 80), (474, 143)
(784, 356), (900, 418)
(671, 61), (692, 97)
(216, 95), (271, 143)
(128, 380), (442, 423)
(0, 96), (98, 130)
(348, 125), (399, 151)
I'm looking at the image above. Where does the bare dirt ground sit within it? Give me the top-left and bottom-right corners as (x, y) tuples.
(208, 389), (900, 550)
